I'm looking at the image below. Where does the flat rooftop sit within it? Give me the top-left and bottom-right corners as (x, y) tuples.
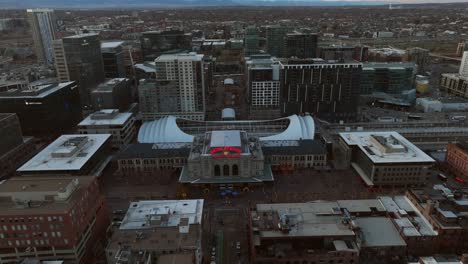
(355, 217), (407, 247)
(157, 253), (194, 264)
(261, 140), (327, 156)
(0, 176), (95, 215)
(363, 62), (415, 69)
(120, 200), (204, 230)
(18, 134), (111, 172)
(64, 33), (99, 39)
(94, 78), (129, 91)
(78, 109), (133, 126)
(254, 202), (356, 238)
(210, 130), (242, 148)
(101, 41), (124, 50)
(156, 53), (203, 62)
(339, 131), (434, 164)
(0, 81), (75, 99)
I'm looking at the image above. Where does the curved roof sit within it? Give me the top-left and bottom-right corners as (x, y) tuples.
(138, 116), (194, 143)
(260, 115), (315, 141)
(137, 114), (315, 143)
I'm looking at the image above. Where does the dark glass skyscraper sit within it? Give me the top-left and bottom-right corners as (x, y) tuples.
(280, 59), (362, 122)
(101, 41), (126, 78)
(284, 33), (318, 59)
(0, 82), (82, 136)
(53, 34), (105, 107)
(266, 25), (287, 57)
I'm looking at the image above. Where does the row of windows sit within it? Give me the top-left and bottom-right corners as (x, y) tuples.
(271, 155), (325, 161)
(378, 167), (422, 172)
(375, 177), (426, 182)
(0, 216), (63, 224)
(0, 230), (63, 239)
(0, 238), (69, 247)
(120, 158), (187, 165)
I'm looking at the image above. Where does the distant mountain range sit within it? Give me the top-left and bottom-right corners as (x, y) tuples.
(0, 0), (387, 9)
(3, 0), (468, 9)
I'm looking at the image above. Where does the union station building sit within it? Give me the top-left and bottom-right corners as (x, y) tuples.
(115, 114), (327, 186)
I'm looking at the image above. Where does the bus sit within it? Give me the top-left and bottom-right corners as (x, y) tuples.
(408, 115), (423, 120)
(451, 116), (466, 121)
(438, 173), (447, 181)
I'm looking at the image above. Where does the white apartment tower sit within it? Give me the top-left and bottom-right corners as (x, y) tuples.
(139, 53), (206, 121)
(460, 51), (468, 76)
(27, 9), (57, 65)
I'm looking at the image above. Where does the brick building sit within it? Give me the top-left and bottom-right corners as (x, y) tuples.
(445, 142), (468, 180)
(0, 176), (110, 263)
(406, 185), (468, 255)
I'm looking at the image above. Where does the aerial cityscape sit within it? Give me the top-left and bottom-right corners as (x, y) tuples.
(0, 1), (467, 264)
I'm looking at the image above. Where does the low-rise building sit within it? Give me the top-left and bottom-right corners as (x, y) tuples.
(115, 143), (190, 176)
(379, 196), (437, 256)
(339, 131), (435, 187)
(250, 202), (360, 264)
(408, 255), (467, 264)
(445, 142), (468, 179)
(17, 134), (112, 177)
(78, 109), (136, 149)
(355, 217), (407, 263)
(106, 199), (203, 264)
(406, 185), (468, 254)
(0, 176), (110, 263)
(249, 199), (408, 264)
(262, 140), (327, 170)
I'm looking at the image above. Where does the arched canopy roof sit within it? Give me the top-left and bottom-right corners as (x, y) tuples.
(138, 116), (194, 143)
(137, 114), (315, 143)
(260, 114), (315, 141)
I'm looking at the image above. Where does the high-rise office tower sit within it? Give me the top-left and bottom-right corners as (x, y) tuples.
(284, 33), (318, 58)
(246, 55), (281, 119)
(140, 30), (192, 61)
(244, 26), (260, 56)
(0, 81), (82, 136)
(139, 53), (206, 121)
(26, 8), (57, 65)
(266, 25), (287, 57)
(53, 33), (105, 107)
(459, 51), (468, 76)
(280, 59), (362, 122)
(101, 41), (126, 78)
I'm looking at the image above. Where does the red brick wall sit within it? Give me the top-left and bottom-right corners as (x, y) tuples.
(446, 144), (468, 179)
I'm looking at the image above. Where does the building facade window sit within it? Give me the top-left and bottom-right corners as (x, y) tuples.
(232, 164), (239, 176)
(223, 165), (230, 176)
